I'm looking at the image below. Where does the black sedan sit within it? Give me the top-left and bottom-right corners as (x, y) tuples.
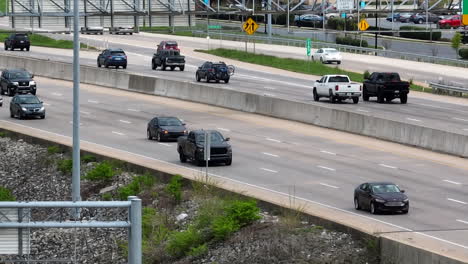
(10, 94), (45, 119)
(147, 116), (188, 142)
(354, 182), (409, 214)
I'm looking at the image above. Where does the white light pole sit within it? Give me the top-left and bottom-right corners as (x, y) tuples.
(72, 0), (81, 211)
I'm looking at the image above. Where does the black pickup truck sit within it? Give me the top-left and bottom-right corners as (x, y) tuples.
(177, 130), (232, 166)
(363, 72), (409, 104)
(151, 49), (185, 71)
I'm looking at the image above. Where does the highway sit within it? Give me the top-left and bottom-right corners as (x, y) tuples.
(2, 34), (468, 137)
(1, 77), (467, 252)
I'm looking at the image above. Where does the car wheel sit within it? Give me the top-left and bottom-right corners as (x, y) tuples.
(31, 90), (36, 95)
(152, 62), (156, 70)
(418, 19), (423, 24)
(313, 88), (319, 102)
(4, 44), (7, 50)
(354, 197), (361, 210)
(123, 65), (127, 69)
(98, 61), (101, 67)
(156, 132), (162, 142)
(40, 115), (45, 119)
(196, 73), (201, 82)
(377, 93), (385, 103)
(320, 57), (324, 64)
(216, 79), (220, 83)
(179, 150), (187, 163)
(400, 94), (408, 104)
(402, 208), (409, 214)
(26, 46), (30, 51)
(352, 97), (359, 104)
(330, 95), (336, 104)
(337, 61), (341, 65)
(170, 66), (175, 71)
(180, 66), (185, 71)
(105, 63), (109, 68)
(195, 155), (204, 166)
(224, 78), (229, 83)
(7, 87), (13, 96)
(10, 110), (14, 118)
(370, 202), (378, 214)
(206, 77), (210, 83)
(363, 86), (369, 101)
(147, 130), (153, 140)
(225, 158), (232, 166)
(162, 63), (166, 71)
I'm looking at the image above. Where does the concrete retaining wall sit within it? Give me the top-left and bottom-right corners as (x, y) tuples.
(1, 54), (467, 159)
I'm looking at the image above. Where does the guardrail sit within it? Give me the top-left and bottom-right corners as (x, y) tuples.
(429, 82), (468, 96)
(192, 31), (468, 68)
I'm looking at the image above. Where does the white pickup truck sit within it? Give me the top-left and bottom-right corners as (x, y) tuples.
(313, 75), (361, 104)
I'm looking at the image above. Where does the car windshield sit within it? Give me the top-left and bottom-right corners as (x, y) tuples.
(325, 49), (338, 53)
(15, 35), (28, 40)
(328, 76), (349, 82)
(382, 74), (401, 81)
(195, 132), (224, 143)
(111, 51), (125, 56)
(166, 43), (177, 48)
(159, 118), (182, 126)
(10, 71), (30, 79)
(372, 184), (400, 194)
(18, 96), (40, 104)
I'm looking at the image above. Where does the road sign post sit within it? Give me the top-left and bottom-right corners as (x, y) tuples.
(243, 18), (259, 53)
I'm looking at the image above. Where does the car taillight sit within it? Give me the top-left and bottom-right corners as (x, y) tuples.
(208, 69), (214, 72)
(335, 85), (339, 91)
(108, 56), (112, 59)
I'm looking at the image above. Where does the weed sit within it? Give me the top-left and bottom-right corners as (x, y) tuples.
(141, 207), (171, 262)
(165, 175), (183, 203)
(84, 161), (116, 182)
(188, 243), (208, 258)
(0, 131), (7, 137)
(0, 187), (15, 201)
(166, 227), (202, 258)
(193, 199), (226, 231)
(57, 159), (73, 174)
(47, 145), (61, 155)
(363, 70), (371, 80)
(117, 173), (155, 200)
(224, 199), (261, 227)
(117, 240), (128, 258)
(211, 216), (239, 241)
(81, 154), (97, 163)
(101, 193), (113, 201)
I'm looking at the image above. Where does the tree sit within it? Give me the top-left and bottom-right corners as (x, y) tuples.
(451, 32), (462, 58)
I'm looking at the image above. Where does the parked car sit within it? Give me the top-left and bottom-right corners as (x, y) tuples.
(9, 94), (45, 119)
(152, 49), (185, 71)
(97, 48), (127, 69)
(109, 26), (134, 35)
(397, 13), (413, 22)
(177, 130), (232, 166)
(363, 72), (409, 104)
(325, 12), (353, 19)
(157, 41), (179, 51)
(80, 26), (104, 35)
(386, 13), (401, 22)
(295, 14), (323, 27)
(0, 69), (36, 96)
(4, 33), (30, 51)
(409, 12), (440, 24)
(195, 62), (231, 83)
(354, 182), (409, 214)
(313, 75), (361, 104)
(438, 15), (462, 28)
(147, 116), (188, 142)
(0, 95), (3, 107)
(312, 48), (342, 64)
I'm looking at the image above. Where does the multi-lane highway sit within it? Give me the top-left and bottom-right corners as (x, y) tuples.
(1, 77), (467, 253)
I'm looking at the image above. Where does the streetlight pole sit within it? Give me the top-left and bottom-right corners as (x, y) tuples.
(72, 0), (81, 209)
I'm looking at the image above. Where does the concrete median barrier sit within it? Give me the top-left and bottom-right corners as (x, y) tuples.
(0, 53), (467, 159)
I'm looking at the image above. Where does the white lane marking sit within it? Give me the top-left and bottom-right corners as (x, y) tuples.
(87, 100), (99, 104)
(317, 166), (336, 171)
(320, 150), (336, 155)
(4, 121), (468, 251)
(457, 219), (468, 225)
(119, 120), (131, 124)
(443, 180), (461, 185)
(263, 93), (276, 97)
(447, 198), (467, 205)
(80, 111), (90, 115)
(319, 183), (339, 189)
(262, 152), (279, 158)
(260, 168), (278, 173)
(43, 103), (51, 106)
(406, 117), (422, 122)
(266, 138), (281, 143)
(453, 117), (468, 122)
(263, 86), (277, 90)
(158, 143), (171, 147)
(464, 128), (468, 131)
(112, 131), (125, 136)
(413, 103), (468, 115)
(357, 109), (370, 113)
(236, 73), (311, 89)
(52, 92), (63, 96)
(127, 108), (139, 112)
(217, 127), (230, 132)
(379, 164), (397, 169)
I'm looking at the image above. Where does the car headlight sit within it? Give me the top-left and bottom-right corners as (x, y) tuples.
(30, 81), (36, 85)
(162, 130), (168, 134)
(183, 130), (188, 134)
(12, 82), (19, 86)
(375, 198), (386, 203)
(403, 198), (409, 202)
(21, 107), (27, 111)
(39, 107), (45, 111)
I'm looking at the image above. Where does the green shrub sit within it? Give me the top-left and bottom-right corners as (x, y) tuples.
(399, 26), (441, 41)
(211, 216), (240, 240)
(84, 161), (116, 181)
(57, 159), (73, 174)
(117, 173), (155, 200)
(166, 228), (202, 258)
(225, 199), (261, 227)
(0, 187), (15, 201)
(142, 208), (170, 262)
(47, 145), (61, 154)
(327, 17), (357, 31)
(165, 175), (183, 202)
(459, 48), (468, 60)
(81, 154), (97, 163)
(336, 36), (368, 47)
(363, 70), (371, 80)
(188, 243), (208, 257)
(0, 131), (7, 137)
(101, 193), (113, 201)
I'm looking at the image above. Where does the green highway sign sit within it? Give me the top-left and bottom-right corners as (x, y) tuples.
(208, 25), (222, 29)
(463, 0), (468, 25)
(306, 38), (311, 56)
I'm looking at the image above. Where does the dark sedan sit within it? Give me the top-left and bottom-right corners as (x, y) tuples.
(295, 14), (323, 27)
(147, 116), (188, 142)
(397, 13), (413, 23)
(10, 94), (45, 119)
(354, 182), (409, 214)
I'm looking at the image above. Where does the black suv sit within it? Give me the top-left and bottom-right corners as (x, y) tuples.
(0, 69), (36, 96)
(10, 94), (45, 119)
(196, 62), (231, 83)
(4, 33), (30, 51)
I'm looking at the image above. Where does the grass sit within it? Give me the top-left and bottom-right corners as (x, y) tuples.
(0, 30), (94, 49)
(0, 0), (6, 13)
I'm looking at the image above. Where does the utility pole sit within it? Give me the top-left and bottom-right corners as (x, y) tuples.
(267, 0), (272, 38)
(72, 0), (81, 212)
(287, 0), (290, 33)
(375, 0), (378, 50)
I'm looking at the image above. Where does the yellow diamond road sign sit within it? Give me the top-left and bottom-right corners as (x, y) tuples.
(243, 18), (259, 35)
(359, 19), (369, 31)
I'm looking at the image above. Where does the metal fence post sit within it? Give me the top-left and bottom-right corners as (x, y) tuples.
(129, 197), (142, 264)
